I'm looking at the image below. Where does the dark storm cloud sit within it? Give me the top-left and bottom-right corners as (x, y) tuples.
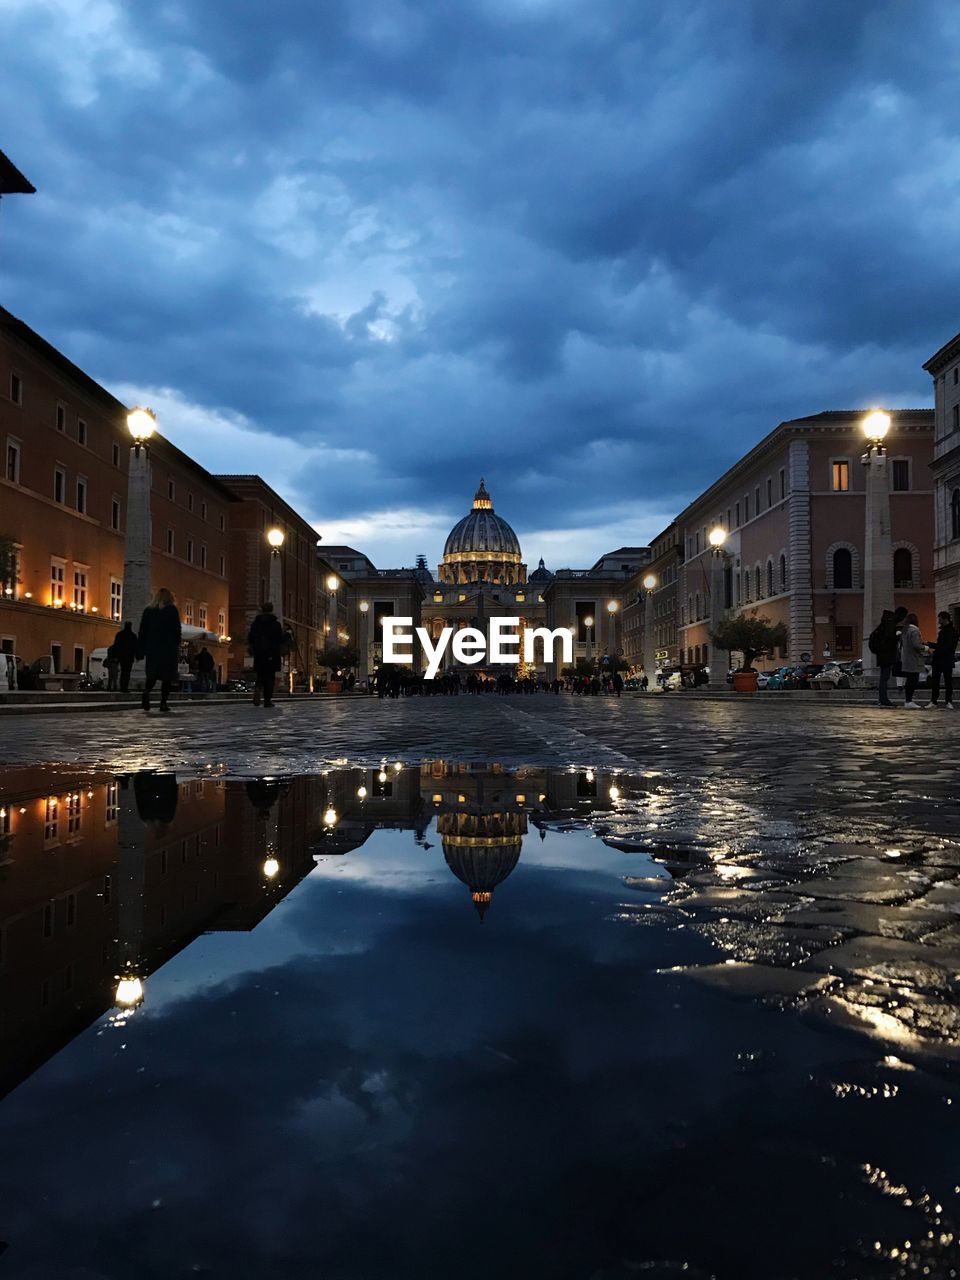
(0, 0), (955, 564)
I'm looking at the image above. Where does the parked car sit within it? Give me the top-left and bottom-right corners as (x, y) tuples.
(783, 663), (824, 689)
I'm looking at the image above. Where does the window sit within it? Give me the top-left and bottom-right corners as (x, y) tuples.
(111, 497), (121, 530)
(10, 373), (22, 405)
(186, 537), (194, 564)
(766, 477), (772, 507)
(44, 797), (59, 843)
(106, 781), (120, 824)
(833, 548), (853, 589)
(166, 528), (174, 555)
(735, 574), (742, 606)
(56, 403), (65, 432)
(77, 419), (87, 446)
(72, 648), (84, 677)
(755, 565), (762, 599)
(735, 501), (740, 527)
(5, 437), (20, 483)
(184, 600), (194, 625)
(112, 441), (120, 467)
(110, 579), (122, 621)
(891, 459), (910, 491)
(219, 554), (225, 576)
(952, 489), (960, 541)
(187, 492), (194, 513)
(767, 560), (774, 596)
(219, 513), (225, 531)
(54, 467), (65, 504)
(201, 501), (207, 521)
(76, 477), (87, 514)
(831, 460), (850, 492)
(218, 609), (226, 638)
(780, 468), (786, 500)
(953, 405), (959, 432)
(954, 368), (959, 385)
(50, 560), (65, 605)
(744, 495), (750, 521)
(755, 486), (761, 513)
(893, 547), (913, 587)
(168, 479), (175, 500)
(198, 604), (207, 629)
(73, 570), (87, 610)
(779, 553), (787, 591)
(743, 570), (750, 602)
(835, 626), (854, 654)
(200, 544), (207, 570)
(50, 642), (62, 673)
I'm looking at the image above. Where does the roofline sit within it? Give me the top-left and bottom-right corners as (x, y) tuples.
(923, 331), (960, 376)
(675, 409), (934, 524)
(0, 305), (240, 502)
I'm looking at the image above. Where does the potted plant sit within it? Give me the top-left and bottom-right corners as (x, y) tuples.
(318, 644), (359, 693)
(710, 612), (788, 692)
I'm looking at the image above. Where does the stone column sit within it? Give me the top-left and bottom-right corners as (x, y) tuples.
(642, 587), (657, 690)
(122, 445), (152, 626)
(862, 447), (894, 676)
(708, 553), (727, 688)
(269, 549), (283, 624)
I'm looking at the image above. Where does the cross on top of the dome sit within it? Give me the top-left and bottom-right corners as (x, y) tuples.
(473, 478), (493, 510)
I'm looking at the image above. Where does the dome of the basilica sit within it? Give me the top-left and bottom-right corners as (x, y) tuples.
(440, 480), (526, 585)
(528, 557), (553, 584)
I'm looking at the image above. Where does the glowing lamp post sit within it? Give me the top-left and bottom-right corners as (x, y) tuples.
(584, 614), (595, 668)
(122, 407), (156, 628)
(266, 528), (285, 624)
(359, 600), (370, 686)
(707, 526), (728, 688)
(860, 410), (894, 678)
(326, 574), (339, 649)
(605, 599), (619, 660)
(642, 572), (658, 690)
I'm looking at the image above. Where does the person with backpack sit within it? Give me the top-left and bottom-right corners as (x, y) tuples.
(868, 605), (907, 707)
(924, 611), (958, 709)
(247, 602), (284, 708)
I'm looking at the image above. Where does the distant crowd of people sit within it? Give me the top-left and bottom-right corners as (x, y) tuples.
(373, 667), (627, 697)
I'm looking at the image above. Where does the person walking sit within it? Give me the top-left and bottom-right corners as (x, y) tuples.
(138, 587), (182, 714)
(900, 611), (925, 710)
(112, 620), (139, 692)
(196, 646), (216, 693)
(869, 605), (908, 707)
(105, 643), (120, 691)
(925, 611), (958, 709)
(247, 602), (283, 708)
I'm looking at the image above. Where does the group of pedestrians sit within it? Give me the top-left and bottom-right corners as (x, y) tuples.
(871, 606), (958, 709)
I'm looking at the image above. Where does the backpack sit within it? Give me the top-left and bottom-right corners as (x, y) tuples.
(867, 627), (881, 655)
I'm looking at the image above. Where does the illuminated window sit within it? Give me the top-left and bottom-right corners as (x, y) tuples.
(110, 579), (122, 621)
(44, 796), (59, 842)
(831, 460), (850, 492)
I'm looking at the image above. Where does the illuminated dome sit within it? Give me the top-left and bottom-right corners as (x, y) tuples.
(439, 811), (525, 919)
(440, 480), (526, 586)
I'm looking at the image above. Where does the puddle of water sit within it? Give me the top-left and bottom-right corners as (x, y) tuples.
(0, 761), (957, 1279)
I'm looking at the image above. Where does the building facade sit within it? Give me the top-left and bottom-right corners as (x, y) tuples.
(543, 547), (650, 680)
(923, 334), (960, 626)
(621, 520), (680, 676)
(0, 307), (233, 680)
(677, 409), (935, 671)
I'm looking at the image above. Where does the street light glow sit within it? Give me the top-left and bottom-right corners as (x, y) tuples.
(357, 785), (367, 799)
(323, 806), (338, 826)
(359, 600), (369, 613)
(862, 409), (891, 443)
(643, 573), (657, 590)
(262, 856), (280, 879)
(326, 575), (338, 591)
(607, 600), (619, 613)
(267, 528), (285, 548)
(126, 407), (156, 443)
(115, 975), (144, 1009)
(584, 615), (594, 628)
(708, 526), (727, 549)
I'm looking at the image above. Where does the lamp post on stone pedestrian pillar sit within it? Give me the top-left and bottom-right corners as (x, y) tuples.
(326, 575), (339, 652)
(267, 528), (285, 621)
(861, 410), (894, 681)
(605, 599), (619, 658)
(584, 614), (594, 669)
(122, 408), (156, 627)
(359, 600), (370, 685)
(707, 526), (728, 688)
(642, 572), (658, 691)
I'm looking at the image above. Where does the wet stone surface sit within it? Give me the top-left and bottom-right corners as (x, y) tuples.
(0, 698), (959, 1277)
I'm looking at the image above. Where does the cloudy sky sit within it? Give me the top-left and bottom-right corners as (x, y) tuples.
(1, 0), (957, 569)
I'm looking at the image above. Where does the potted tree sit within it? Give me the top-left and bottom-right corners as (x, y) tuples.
(710, 611), (788, 692)
(318, 644), (360, 693)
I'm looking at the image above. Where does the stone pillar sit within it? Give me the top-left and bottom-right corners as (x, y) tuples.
(862, 448), (894, 676)
(642, 587), (657, 691)
(269, 550), (283, 623)
(708, 553), (726, 688)
(122, 445), (152, 626)
(359, 605), (370, 684)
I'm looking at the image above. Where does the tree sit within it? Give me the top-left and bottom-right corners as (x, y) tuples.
(710, 610), (788, 672)
(318, 643), (359, 671)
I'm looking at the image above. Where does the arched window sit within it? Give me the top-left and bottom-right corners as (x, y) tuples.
(755, 565), (762, 599)
(766, 560), (774, 596)
(743, 570), (751, 602)
(893, 547), (913, 587)
(736, 573), (742, 606)
(952, 489), (960, 541)
(695, 592), (700, 619)
(833, 547), (853, 589)
(779, 554), (787, 591)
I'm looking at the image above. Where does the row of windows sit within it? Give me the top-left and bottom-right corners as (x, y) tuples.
(829, 547), (916, 589)
(831, 457), (911, 492)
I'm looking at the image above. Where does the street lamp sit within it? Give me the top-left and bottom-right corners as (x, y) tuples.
(642, 572), (658, 690)
(359, 601), (370, 686)
(861, 410), (894, 679)
(114, 973), (144, 1010)
(584, 614), (595, 668)
(605, 599), (619, 660)
(266, 528), (284, 623)
(122, 406), (157, 628)
(707, 526), (728, 689)
(262, 855), (280, 879)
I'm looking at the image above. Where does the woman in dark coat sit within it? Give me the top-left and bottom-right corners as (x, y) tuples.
(138, 587), (182, 713)
(247, 602), (284, 707)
